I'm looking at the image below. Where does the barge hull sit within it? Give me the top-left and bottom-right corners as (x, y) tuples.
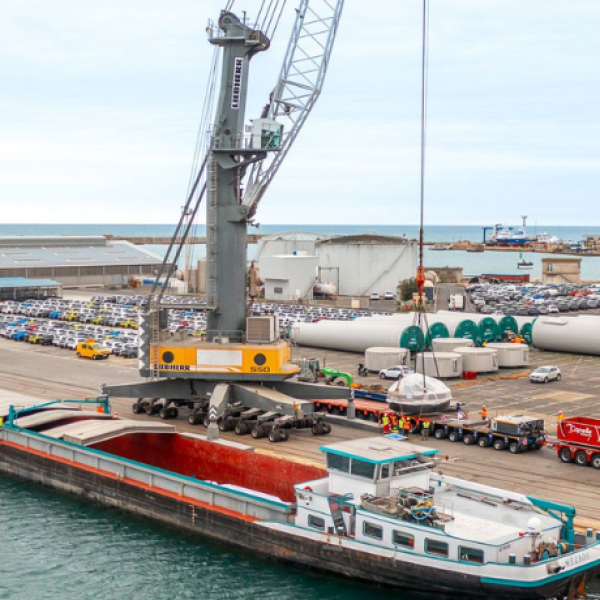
(0, 441), (593, 600)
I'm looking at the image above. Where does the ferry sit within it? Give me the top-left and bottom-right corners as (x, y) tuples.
(1, 396), (600, 599)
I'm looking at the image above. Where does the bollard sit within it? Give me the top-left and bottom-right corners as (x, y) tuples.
(587, 528), (594, 538)
(523, 555), (532, 566)
(206, 407), (219, 441)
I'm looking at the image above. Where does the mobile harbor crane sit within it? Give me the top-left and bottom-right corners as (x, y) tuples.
(104, 2), (348, 442)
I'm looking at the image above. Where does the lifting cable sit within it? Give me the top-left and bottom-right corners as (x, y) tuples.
(413, 0), (434, 390)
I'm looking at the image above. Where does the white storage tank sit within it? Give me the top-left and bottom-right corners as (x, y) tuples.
(415, 352), (463, 379)
(485, 343), (530, 367)
(431, 337), (474, 353)
(365, 347), (410, 372)
(532, 315), (600, 356)
(454, 347), (499, 373)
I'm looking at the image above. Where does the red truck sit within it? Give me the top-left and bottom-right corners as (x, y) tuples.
(555, 417), (600, 468)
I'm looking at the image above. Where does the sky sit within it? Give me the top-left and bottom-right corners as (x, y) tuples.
(1, 0), (599, 226)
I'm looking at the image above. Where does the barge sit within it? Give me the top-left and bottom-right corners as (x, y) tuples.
(1, 398), (600, 599)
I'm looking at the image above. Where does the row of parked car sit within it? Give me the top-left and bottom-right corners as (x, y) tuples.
(468, 283), (600, 316)
(0, 313), (139, 357)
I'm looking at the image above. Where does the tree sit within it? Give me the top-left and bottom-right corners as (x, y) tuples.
(399, 278), (418, 302)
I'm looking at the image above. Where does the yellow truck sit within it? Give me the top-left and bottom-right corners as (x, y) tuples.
(76, 340), (110, 360)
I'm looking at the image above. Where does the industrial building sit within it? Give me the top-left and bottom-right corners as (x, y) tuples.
(257, 233), (418, 298)
(541, 257), (581, 285)
(0, 277), (62, 301)
(0, 236), (164, 287)
(259, 254), (319, 301)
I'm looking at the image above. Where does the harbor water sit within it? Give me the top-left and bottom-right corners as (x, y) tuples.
(2, 223), (600, 280)
(1, 476), (599, 600)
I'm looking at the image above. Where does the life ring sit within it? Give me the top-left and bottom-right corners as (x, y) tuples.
(304, 486), (313, 493)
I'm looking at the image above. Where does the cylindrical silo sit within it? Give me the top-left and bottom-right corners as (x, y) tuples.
(415, 352), (463, 378)
(431, 337), (474, 353)
(485, 343), (530, 367)
(532, 315), (600, 356)
(454, 347), (499, 373)
(365, 347), (410, 372)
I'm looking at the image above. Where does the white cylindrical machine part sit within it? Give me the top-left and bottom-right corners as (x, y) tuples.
(415, 352), (463, 378)
(365, 347), (410, 371)
(454, 347), (499, 373)
(532, 315), (600, 356)
(431, 337), (474, 353)
(290, 315), (417, 353)
(430, 311), (478, 337)
(485, 343), (530, 367)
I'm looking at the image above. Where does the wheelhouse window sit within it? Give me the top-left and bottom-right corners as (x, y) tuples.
(363, 522), (383, 540)
(308, 515), (325, 531)
(327, 453), (350, 473)
(459, 547), (484, 564)
(380, 464), (391, 479)
(350, 459), (376, 480)
(425, 539), (448, 557)
(392, 531), (415, 548)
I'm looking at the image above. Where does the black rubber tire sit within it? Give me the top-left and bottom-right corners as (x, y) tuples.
(268, 430), (281, 443)
(559, 447), (573, 463)
(92, 355), (97, 360)
(509, 441), (521, 454)
(153, 403), (163, 415)
(591, 454), (600, 469)
(132, 403), (142, 414)
(448, 431), (460, 442)
(235, 422), (248, 435)
(159, 408), (169, 420)
(218, 418), (230, 432)
(76, 352), (81, 358)
(544, 377), (549, 383)
(478, 436), (491, 448)
(312, 423), (323, 435)
(493, 439), (507, 451)
(144, 403), (154, 415)
(168, 407), (178, 419)
(379, 373), (387, 380)
(463, 433), (475, 445)
(434, 429), (447, 440)
(279, 429), (289, 441)
(251, 425), (265, 439)
(188, 413), (201, 426)
(322, 423), (332, 434)
(556, 374), (562, 381)
(575, 451), (589, 466)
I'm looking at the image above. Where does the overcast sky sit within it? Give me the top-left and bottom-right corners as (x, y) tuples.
(1, 0), (599, 225)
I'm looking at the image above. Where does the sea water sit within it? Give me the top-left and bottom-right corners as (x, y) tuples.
(2, 223), (600, 280)
(0, 477), (598, 600)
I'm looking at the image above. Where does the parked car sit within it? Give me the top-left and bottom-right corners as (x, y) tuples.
(530, 366), (561, 384)
(379, 365), (414, 380)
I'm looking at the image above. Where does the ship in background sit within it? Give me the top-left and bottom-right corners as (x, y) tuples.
(484, 216), (562, 247)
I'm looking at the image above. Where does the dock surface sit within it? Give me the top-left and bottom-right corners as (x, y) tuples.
(1, 338), (600, 528)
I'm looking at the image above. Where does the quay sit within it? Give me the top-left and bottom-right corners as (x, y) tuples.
(2, 320), (600, 531)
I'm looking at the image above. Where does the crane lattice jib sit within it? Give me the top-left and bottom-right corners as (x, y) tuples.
(243, 0), (345, 217)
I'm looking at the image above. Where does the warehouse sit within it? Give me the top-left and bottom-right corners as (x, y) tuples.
(257, 233), (417, 298)
(0, 236), (164, 287)
(0, 277), (62, 301)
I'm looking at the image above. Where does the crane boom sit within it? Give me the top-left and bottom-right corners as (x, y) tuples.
(243, 0), (345, 217)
